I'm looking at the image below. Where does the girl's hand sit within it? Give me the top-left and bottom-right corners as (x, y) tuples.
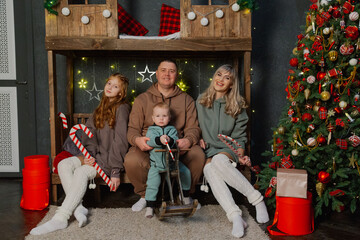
(84, 157), (95, 166)
(236, 148), (245, 157)
(199, 139), (206, 150)
(238, 155), (251, 167)
(110, 177), (120, 192)
(160, 135), (170, 145)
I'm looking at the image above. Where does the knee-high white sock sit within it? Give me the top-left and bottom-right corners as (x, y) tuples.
(212, 154), (263, 206)
(58, 157), (89, 227)
(229, 212), (247, 238)
(212, 154), (269, 223)
(203, 163), (242, 221)
(255, 201), (269, 223)
(30, 218), (68, 235)
(56, 165), (96, 226)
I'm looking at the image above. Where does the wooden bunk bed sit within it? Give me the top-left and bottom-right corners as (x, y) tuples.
(46, 0), (252, 203)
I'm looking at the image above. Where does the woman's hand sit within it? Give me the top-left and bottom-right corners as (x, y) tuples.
(84, 157), (95, 166)
(199, 139), (206, 149)
(238, 155), (251, 167)
(135, 136), (153, 151)
(160, 135), (170, 145)
(110, 177), (120, 192)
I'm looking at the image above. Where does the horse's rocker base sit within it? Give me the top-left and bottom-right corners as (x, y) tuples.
(157, 199), (198, 220)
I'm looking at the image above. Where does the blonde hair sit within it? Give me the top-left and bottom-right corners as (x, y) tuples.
(152, 102), (171, 118)
(94, 73), (129, 129)
(198, 64), (247, 118)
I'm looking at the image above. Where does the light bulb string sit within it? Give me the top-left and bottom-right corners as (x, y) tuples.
(190, 0), (238, 18)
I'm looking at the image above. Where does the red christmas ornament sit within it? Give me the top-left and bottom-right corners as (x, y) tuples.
(317, 135), (326, 145)
(302, 113), (313, 122)
(343, 1), (354, 14)
(318, 106), (327, 119)
(345, 26), (359, 40)
(316, 72), (326, 81)
(265, 187), (273, 198)
(340, 44), (355, 55)
(332, 10), (341, 18)
(290, 58), (299, 67)
(318, 171), (331, 184)
(291, 117), (299, 123)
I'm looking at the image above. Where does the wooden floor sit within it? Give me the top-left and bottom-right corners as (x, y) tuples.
(1, 178), (359, 240)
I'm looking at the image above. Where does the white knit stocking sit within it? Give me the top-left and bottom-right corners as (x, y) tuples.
(58, 157), (89, 227)
(56, 165), (96, 226)
(203, 163), (242, 220)
(212, 154), (269, 223)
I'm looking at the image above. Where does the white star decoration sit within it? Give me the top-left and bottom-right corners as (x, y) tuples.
(85, 82), (103, 101)
(138, 65), (156, 83)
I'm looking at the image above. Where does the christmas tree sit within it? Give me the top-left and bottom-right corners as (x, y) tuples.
(259, 0), (360, 217)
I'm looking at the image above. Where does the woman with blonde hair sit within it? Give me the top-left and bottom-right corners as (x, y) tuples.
(31, 73), (131, 235)
(196, 65), (269, 238)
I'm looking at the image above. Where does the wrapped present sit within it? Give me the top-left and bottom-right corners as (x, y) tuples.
(277, 168), (308, 199)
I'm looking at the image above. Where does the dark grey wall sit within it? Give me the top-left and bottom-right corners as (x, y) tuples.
(29, 0), (309, 167)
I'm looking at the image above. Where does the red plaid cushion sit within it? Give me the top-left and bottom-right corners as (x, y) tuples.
(158, 4), (180, 36)
(118, 4), (148, 36)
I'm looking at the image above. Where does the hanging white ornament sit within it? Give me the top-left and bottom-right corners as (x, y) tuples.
(232, 3), (240, 12)
(102, 9), (111, 18)
(201, 17), (209, 26)
(61, 7), (70, 16)
(323, 27), (330, 35)
(291, 149), (299, 156)
(349, 58), (358, 66)
(187, 11), (196, 20)
(349, 12), (359, 21)
(307, 137), (316, 147)
(81, 16), (90, 24)
(307, 75), (316, 84)
(215, 9), (224, 18)
(320, 0), (329, 6)
(339, 101), (348, 109)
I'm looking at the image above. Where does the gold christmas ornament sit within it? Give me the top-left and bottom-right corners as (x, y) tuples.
(278, 126), (285, 135)
(339, 101), (348, 109)
(351, 109), (359, 116)
(313, 105), (320, 112)
(316, 182), (325, 197)
(304, 88), (311, 100)
(291, 149), (299, 156)
(315, 100), (321, 106)
(320, 91), (331, 101)
(292, 47), (298, 55)
(328, 50), (338, 61)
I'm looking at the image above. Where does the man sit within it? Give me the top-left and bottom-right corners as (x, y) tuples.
(124, 59), (205, 211)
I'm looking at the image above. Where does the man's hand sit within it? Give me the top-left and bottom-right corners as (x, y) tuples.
(84, 157), (95, 166)
(176, 138), (191, 150)
(110, 177), (120, 192)
(199, 139), (206, 150)
(135, 136), (153, 151)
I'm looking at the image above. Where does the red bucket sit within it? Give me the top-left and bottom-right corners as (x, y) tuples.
(24, 155), (49, 170)
(20, 182), (49, 210)
(22, 168), (50, 184)
(268, 192), (314, 236)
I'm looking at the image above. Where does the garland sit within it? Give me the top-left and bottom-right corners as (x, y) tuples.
(44, 0), (59, 15)
(237, 0), (259, 12)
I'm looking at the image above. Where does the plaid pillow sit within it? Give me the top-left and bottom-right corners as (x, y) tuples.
(158, 4), (180, 36)
(118, 4), (148, 36)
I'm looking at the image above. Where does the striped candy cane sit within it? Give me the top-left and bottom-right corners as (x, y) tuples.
(58, 112), (68, 129)
(165, 141), (176, 162)
(69, 124), (113, 189)
(217, 134), (256, 172)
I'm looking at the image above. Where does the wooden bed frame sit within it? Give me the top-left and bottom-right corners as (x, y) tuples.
(46, 0), (252, 203)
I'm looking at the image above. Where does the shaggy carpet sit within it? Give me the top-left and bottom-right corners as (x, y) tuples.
(26, 205), (269, 240)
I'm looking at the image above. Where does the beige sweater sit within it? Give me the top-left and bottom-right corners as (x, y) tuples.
(84, 103), (131, 178)
(127, 83), (201, 147)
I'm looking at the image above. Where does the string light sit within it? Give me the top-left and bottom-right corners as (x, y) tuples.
(78, 78), (87, 88)
(110, 64), (115, 69)
(177, 80), (189, 92)
(209, 78), (213, 81)
(133, 65), (136, 68)
(81, 57), (87, 61)
(131, 89), (135, 93)
(77, 70), (82, 74)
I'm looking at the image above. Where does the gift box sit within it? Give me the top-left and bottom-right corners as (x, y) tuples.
(276, 168), (308, 199)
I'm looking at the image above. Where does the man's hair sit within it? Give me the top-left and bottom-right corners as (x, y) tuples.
(158, 59), (178, 70)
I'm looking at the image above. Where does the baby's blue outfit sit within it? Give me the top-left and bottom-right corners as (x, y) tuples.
(145, 125), (191, 203)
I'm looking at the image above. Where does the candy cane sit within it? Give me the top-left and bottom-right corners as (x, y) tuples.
(58, 112), (68, 129)
(165, 141), (176, 162)
(69, 124), (113, 189)
(217, 134), (256, 172)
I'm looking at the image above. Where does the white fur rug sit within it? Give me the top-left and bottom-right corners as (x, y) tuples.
(26, 205), (269, 240)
